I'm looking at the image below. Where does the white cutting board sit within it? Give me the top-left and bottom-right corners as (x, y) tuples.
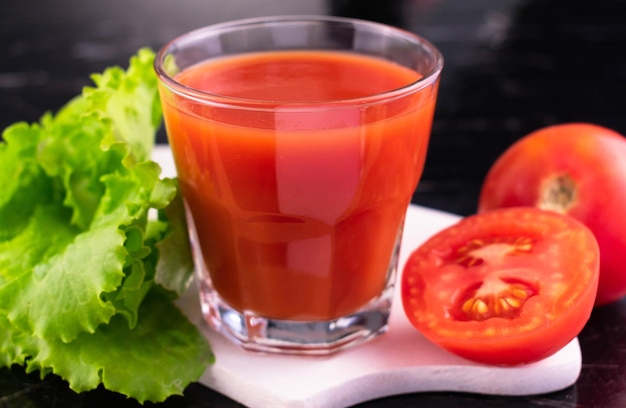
(154, 145), (581, 408)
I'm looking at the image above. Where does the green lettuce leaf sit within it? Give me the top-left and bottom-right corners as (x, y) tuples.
(0, 48), (213, 403)
(26, 290), (212, 404)
(154, 181), (196, 296)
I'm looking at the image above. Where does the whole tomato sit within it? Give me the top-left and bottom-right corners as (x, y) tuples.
(478, 123), (626, 305)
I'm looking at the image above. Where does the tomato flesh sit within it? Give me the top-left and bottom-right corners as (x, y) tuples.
(401, 207), (599, 366)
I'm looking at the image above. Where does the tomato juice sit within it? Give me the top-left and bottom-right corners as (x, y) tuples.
(160, 50), (438, 320)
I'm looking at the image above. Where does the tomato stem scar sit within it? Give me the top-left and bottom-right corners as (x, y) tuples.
(538, 174), (577, 213)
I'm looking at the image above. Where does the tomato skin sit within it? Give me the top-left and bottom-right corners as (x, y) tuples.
(401, 207), (599, 366)
(478, 123), (626, 305)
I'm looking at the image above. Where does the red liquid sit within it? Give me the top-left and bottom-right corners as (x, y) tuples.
(160, 50), (438, 320)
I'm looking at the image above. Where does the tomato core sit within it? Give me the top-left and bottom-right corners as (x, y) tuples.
(451, 237), (538, 321)
(455, 236), (535, 267)
(538, 174), (577, 213)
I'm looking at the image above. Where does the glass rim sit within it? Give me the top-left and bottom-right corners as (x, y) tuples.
(154, 15), (444, 110)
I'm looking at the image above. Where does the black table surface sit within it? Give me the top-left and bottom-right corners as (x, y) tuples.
(2, 0), (626, 406)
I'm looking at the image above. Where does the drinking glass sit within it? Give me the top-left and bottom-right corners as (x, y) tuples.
(155, 15), (443, 355)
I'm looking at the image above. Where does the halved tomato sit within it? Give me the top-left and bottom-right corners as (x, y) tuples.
(401, 207), (599, 366)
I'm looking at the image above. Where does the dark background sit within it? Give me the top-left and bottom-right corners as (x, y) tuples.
(2, 0), (626, 406)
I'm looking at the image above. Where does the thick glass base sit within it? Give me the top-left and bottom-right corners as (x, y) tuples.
(191, 220), (404, 356)
(197, 276), (394, 355)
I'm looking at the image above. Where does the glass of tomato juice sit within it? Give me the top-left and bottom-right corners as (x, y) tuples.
(155, 15), (443, 355)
